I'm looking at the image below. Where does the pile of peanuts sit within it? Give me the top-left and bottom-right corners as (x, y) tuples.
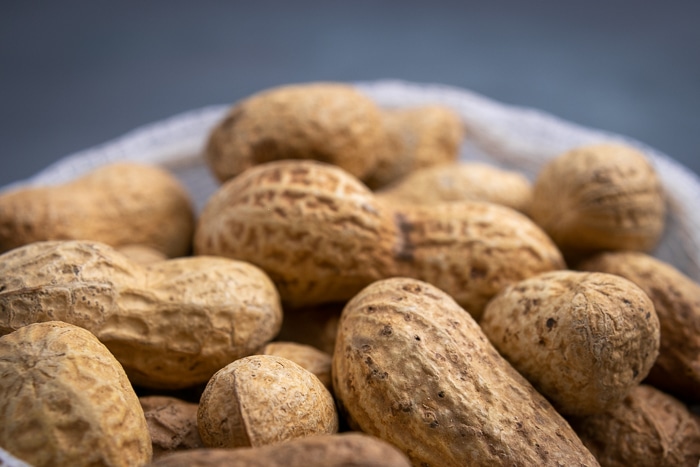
(1, 82), (699, 467)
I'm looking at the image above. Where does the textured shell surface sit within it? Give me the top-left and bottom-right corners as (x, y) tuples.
(332, 277), (599, 467)
(197, 354), (338, 448)
(0, 240), (283, 388)
(480, 270), (660, 416)
(0, 321), (152, 467)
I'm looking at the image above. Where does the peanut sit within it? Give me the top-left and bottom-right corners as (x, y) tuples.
(332, 277), (599, 466)
(0, 321), (152, 467)
(194, 160), (564, 319)
(480, 270), (660, 416)
(0, 240), (282, 389)
(0, 162), (195, 257)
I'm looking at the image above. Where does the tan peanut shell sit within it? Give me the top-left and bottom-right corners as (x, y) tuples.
(480, 270), (660, 416)
(0, 321), (152, 467)
(0, 240), (283, 389)
(332, 277), (599, 467)
(195, 160), (564, 319)
(364, 105), (463, 189)
(139, 396), (203, 459)
(0, 162), (195, 257)
(260, 341), (332, 390)
(579, 251), (700, 402)
(376, 161), (532, 213)
(570, 385), (700, 467)
(147, 433), (411, 467)
(206, 83), (389, 183)
(197, 355), (338, 448)
(529, 143), (666, 258)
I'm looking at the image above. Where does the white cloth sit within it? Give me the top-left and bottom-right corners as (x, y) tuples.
(4, 80), (699, 281)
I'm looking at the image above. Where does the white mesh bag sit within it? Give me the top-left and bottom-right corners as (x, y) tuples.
(3, 80), (699, 281)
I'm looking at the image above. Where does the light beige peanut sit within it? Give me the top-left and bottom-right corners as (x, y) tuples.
(206, 83), (390, 183)
(579, 251), (700, 402)
(376, 161), (533, 213)
(197, 355), (338, 448)
(529, 143), (666, 260)
(147, 432), (411, 467)
(364, 105), (463, 189)
(570, 385), (700, 467)
(259, 341), (332, 390)
(139, 396), (203, 459)
(195, 160), (564, 319)
(0, 162), (195, 257)
(332, 277), (599, 466)
(0, 321), (152, 467)
(480, 270), (660, 416)
(205, 83), (464, 188)
(0, 240), (282, 389)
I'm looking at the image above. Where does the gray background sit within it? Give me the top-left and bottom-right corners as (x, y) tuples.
(1, 1), (699, 188)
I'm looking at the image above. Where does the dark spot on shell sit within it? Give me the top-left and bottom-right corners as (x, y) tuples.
(0, 285), (5, 293)
(633, 368), (639, 378)
(546, 318), (556, 329)
(402, 283), (422, 294)
(381, 325), (393, 336)
(366, 306), (376, 313)
(470, 265), (487, 279)
(623, 298), (632, 305)
(429, 420), (439, 428)
(646, 312), (651, 319)
(414, 335), (421, 341)
(361, 344), (372, 352)
(72, 265), (80, 275)
(538, 338), (546, 346)
(438, 391), (445, 398)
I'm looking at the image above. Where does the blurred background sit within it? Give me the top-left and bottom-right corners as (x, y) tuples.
(1, 0), (699, 188)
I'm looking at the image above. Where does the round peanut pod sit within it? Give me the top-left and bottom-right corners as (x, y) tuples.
(197, 355), (338, 448)
(579, 251), (700, 402)
(570, 385), (700, 467)
(333, 277), (599, 467)
(147, 433), (412, 467)
(0, 240), (283, 389)
(139, 396), (203, 459)
(0, 321), (152, 467)
(376, 161), (533, 214)
(480, 270), (660, 416)
(364, 105), (463, 189)
(206, 83), (389, 183)
(529, 143), (666, 259)
(195, 160), (565, 319)
(0, 162), (195, 257)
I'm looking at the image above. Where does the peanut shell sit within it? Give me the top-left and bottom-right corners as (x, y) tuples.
(332, 277), (598, 466)
(529, 143), (666, 258)
(197, 355), (338, 448)
(0, 240), (283, 388)
(0, 162), (195, 257)
(480, 270), (660, 416)
(579, 251), (700, 401)
(570, 385), (700, 467)
(147, 433), (411, 467)
(0, 321), (152, 467)
(206, 82), (389, 183)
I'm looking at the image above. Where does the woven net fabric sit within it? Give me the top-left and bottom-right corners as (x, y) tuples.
(4, 80), (700, 281)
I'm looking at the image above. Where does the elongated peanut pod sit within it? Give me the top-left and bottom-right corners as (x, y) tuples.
(0, 240), (283, 389)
